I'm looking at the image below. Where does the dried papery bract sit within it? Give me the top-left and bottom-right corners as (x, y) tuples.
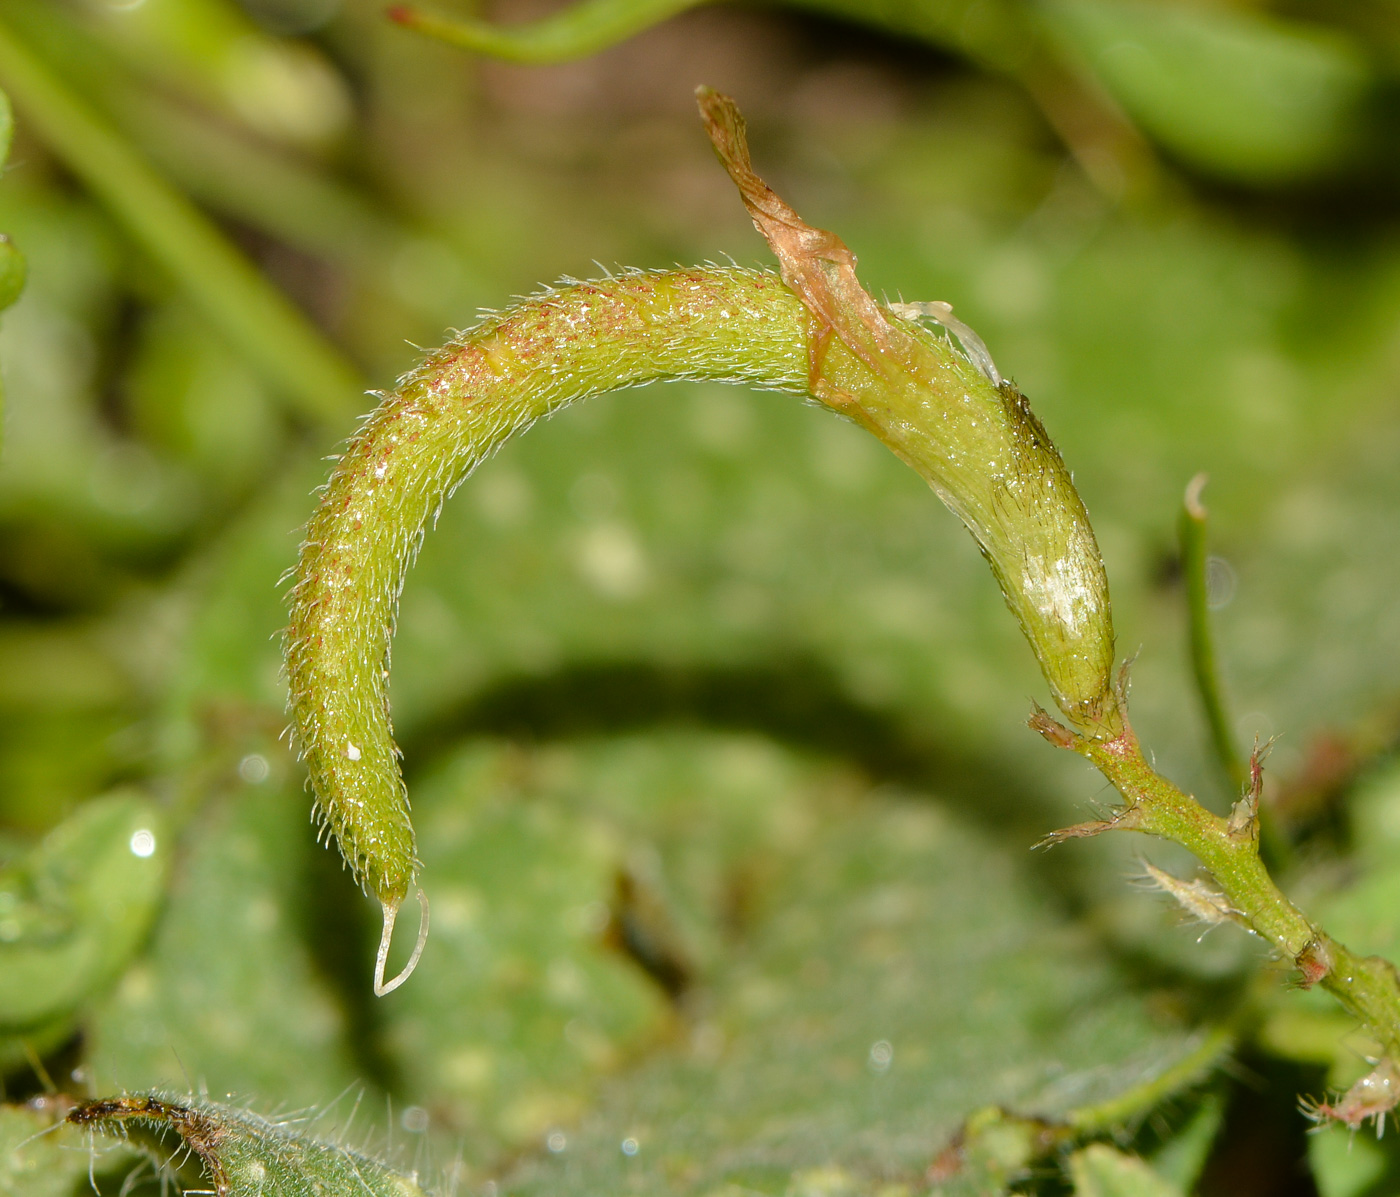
(285, 88), (1120, 993)
(696, 87), (1120, 734)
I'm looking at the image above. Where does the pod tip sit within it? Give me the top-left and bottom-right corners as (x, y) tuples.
(373, 886), (430, 996)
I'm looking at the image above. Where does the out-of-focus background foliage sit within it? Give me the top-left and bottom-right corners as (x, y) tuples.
(5, 0), (1400, 1193)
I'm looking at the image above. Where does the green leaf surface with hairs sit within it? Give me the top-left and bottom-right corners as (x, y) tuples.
(67, 1094), (428, 1196)
(381, 735), (1221, 1193)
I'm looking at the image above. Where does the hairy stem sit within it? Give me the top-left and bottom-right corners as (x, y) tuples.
(1036, 710), (1400, 1061)
(288, 86), (1117, 1006)
(287, 249), (1110, 924)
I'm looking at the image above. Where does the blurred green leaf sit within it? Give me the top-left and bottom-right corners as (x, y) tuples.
(68, 0), (351, 150)
(1068, 1144), (1183, 1197)
(87, 769), (364, 1110)
(389, 0), (702, 64)
(1, 1099), (143, 1197)
(1309, 1119), (1398, 1197)
(0, 792), (166, 1033)
(1043, 0), (1372, 183)
(1147, 1091), (1224, 1193)
(0, 14), (362, 424)
(0, 625), (139, 832)
(389, 734), (1221, 1194)
(125, 300), (280, 498)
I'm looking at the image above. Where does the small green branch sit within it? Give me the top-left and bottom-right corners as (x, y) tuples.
(386, 0), (699, 63)
(1034, 706), (1400, 1063)
(932, 1026), (1232, 1188)
(1179, 474), (1246, 793)
(1067, 1024), (1234, 1137)
(386, 0), (1156, 201)
(1179, 474), (1289, 868)
(0, 17), (363, 426)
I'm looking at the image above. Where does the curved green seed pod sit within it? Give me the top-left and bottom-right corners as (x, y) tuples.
(286, 267), (813, 993)
(286, 89), (1117, 994)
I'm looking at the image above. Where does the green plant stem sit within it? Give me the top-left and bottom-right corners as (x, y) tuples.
(1066, 1024), (1233, 1136)
(1179, 474), (1291, 870)
(1043, 716), (1400, 1061)
(0, 17), (363, 425)
(387, 0), (699, 62)
(5, 0), (411, 282)
(389, 0), (1155, 200)
(1179, 474), (1245, 792)
(288, 88), (1123, 994)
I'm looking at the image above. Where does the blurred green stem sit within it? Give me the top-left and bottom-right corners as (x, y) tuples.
(1179, 474), (1245, 792)
(1067, 1024), (1234, 1136)
(388, 0), (1156, 199)
(1179, 474), (1290, 869)
(0, 86), (26, 459)
(0, 17), (363, 426)
(387, 0), (699, 62)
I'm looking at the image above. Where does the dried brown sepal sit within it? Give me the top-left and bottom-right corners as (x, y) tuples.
(1035, 807), (1144, 848)
(1304, 1058), (1400, 1131)
(1029, 705), (1081, 751)
(1141, 860), (1244, 928)
(1295, 936), (1336, 989)
(696, 86), (897, 389)
(1227, 739), (1271, 840)
(69, 1095), (229, 1193)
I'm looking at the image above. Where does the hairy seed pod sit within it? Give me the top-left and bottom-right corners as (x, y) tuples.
(286, 90), (1117, 993)
(286, 267), (814, 991)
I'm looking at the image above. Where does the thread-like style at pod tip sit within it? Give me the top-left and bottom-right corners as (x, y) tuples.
(285, 86), (1118, 993)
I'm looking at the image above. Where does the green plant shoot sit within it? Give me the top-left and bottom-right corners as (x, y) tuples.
(285, 87), (1118, 995)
